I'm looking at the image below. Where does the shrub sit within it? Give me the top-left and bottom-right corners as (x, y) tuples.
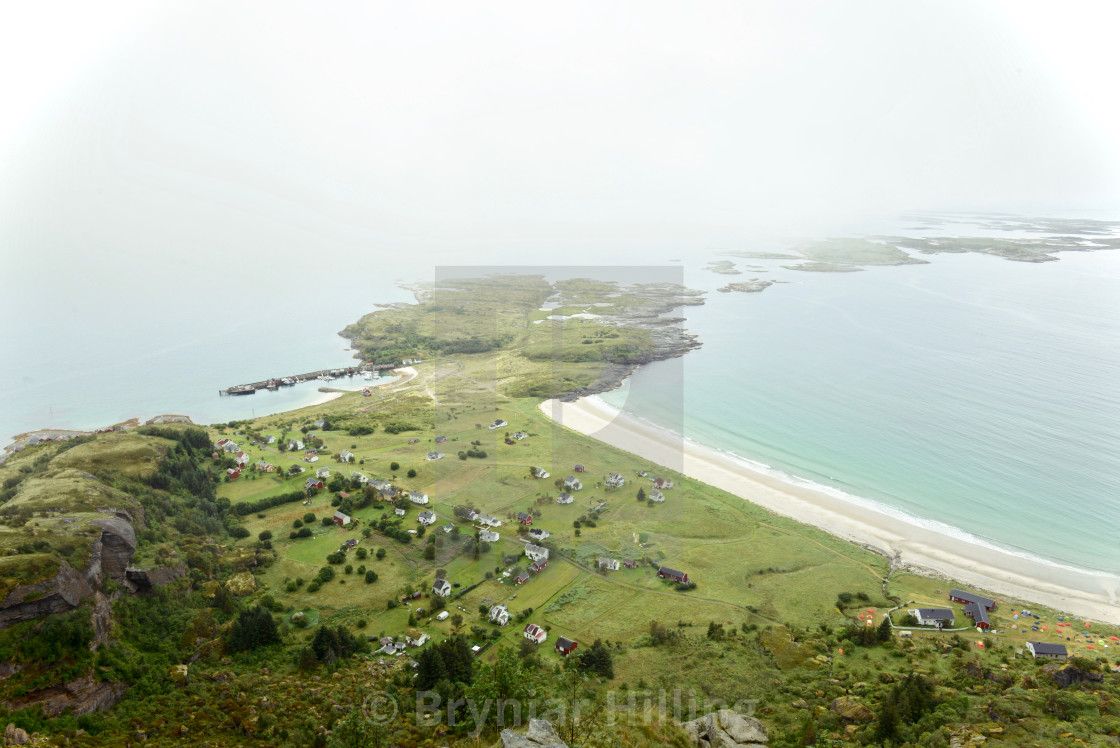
(229, 526), (250, 539)
(258, 530), (273, 542)
(407, 469), (417, 478)
(390, 462), (400, 472)
(303, 513), (316, 523)
(365, 570), (378, 583)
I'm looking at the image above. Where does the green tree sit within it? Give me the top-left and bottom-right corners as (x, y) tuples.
(407, 468), (417, 478)
(464, 648), (541, 735)
(226, 606), (281, 653)
(575, 639), (614, 678)
(258, 530), (273, 541)
(390, 462), (400, 472)
(878, 616), (893, 642)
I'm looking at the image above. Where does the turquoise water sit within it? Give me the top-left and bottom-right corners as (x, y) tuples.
(601, 249), (1120, 574)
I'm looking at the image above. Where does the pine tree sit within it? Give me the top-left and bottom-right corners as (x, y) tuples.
(878, 616), (893, 642)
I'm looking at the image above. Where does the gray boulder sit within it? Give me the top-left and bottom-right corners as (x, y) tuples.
(500, 718), (569, 748)
(681, 709), (768, 748)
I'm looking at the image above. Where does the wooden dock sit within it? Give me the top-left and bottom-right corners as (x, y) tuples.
(219, 363), (397, 396)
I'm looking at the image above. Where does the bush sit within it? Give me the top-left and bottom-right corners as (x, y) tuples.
(293, 519), (303, 529)
(365, 570), (378, 583)
(303, 513), (316, 523)
(407, 469), (417, 478)
(258, 530), (273, 542)
(355, 547), (368, 560)
(226, 606), (281, 653)
(390, 462), (400, 472)
(229, 526), (250, 539)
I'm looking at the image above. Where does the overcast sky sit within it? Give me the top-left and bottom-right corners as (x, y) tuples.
(2, 0), (1120, 261)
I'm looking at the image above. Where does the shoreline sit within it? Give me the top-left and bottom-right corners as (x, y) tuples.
(539, 396), (1120, 625)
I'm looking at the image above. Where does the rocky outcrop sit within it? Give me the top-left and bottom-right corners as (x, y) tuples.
(0, 561), (97, 628)
(5, 674), (128, 717)
(1042, 663), (1104, 688)
(89, 592), (114, 649)
(829, 697), (874, 724)
(125, 564), (187, 591)
(90, 517), (136, 581)
(0, 516), (138, 629)
(500, 719), (569, 748)
(225, 571), (257, 596)
(681, 709), (768, 748)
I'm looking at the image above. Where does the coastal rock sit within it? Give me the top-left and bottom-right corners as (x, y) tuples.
(681, 709), (768, 747)
(830, 697), (873, 724)
(500, 718), (569, 748)
(90, 517), (137, 581)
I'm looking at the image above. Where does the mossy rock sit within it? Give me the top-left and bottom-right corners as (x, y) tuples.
(225, 572), (257, 596)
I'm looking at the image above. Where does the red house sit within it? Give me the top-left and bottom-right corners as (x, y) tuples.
(517, 512), (533, 525)
(226, 467), (241, 480)
(515, 571), (530, 585)
(304, 478), (324, 491)
(555, 636), (578, 656)
(949, 588), (995, 631)
(622, 559), (638, 569)
(573, 464), (585, 473)
(529, 561), (547, 574)
(658, 566), (689, 584)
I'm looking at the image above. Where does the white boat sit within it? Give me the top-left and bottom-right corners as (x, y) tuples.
(363, 371), (373, 380)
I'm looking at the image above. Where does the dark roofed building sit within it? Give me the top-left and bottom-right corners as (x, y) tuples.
(949, 589), (995, 609)
(1026, 641), (1068, 660)
(658, 566), (689, 584)
(555, 636), (578, 656)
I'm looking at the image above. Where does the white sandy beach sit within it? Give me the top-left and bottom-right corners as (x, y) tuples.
(540, 397), (1120, 625)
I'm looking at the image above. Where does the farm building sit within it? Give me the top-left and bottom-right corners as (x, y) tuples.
(304, 478), (324, 491)
(523, 623), (547, 644)
(598, 558), (620, 571)
(556, 493), (574, 504)
(531, 467), (551, 479)
(479, 529), (500, 543)
(515, 572), (530, 585)
(555, 637), (578, 656)
(332, 510), (351, 527)
(417, 511), (436, 526)
(432, 579), (452, 598)
(564, 476), (583, 491)
(517, 512), (533, 525)
(658, 566), (689, 584)
(525, 544), (549, 563)
(604, 472), (625, 488)
(409, 491), (429, 505)
(648, 489), (665, 503)
(489, 419), (508, 430)
(426, 451), (444, 461)
(528, 528), (550, 541)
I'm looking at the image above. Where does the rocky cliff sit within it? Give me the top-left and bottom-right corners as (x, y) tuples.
(0, 517), (137, 629)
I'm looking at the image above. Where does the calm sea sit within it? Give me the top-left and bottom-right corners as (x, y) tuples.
(600, 247), (1120, 574)
(3, 221), (1118, 576)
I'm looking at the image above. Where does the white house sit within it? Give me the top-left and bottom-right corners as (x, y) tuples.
(488, 419), (508, 430)
(288, 440), (304, 451)
(409, 491), (429, 505)
(528, 528), (550, 541)
(604, 472), (625, 488)
(407, 633), (430, 647)
(264, 435), (276, 444)
(432, 578), (452, 597)
(234, 452), (250, 466)
(556, 493), (574, 505)
(1027, 641), (1068, 660)
(513, 431), (528, 440)
(316, 467), (330, 479)
(598, 558), (620, 571)
(339, 450), (354, 463)
(442, 524), (454, 533)
(563, 476), (583, 491)
(525, 544), (549, 564)
(530, 467), (550, 479)
(648, 489), (665, 503)
(352, 472), (369, 484)
(908, 608), (954, 627)
(426, 451), (443, 461)
(489, 604), (510, 626)
(435, 610), (450, 622)
(479, 529), (500, 543)
(395, 507), (407, 516)
(418, 511), (436, 526)
(523, 623), (547, 644)
(477, 514), (501, 527)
